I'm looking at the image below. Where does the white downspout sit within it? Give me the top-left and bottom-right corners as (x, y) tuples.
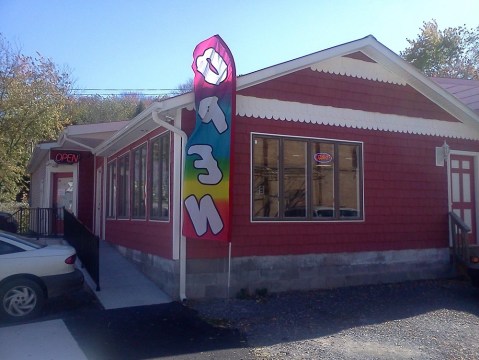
(152, 110), (188, 302)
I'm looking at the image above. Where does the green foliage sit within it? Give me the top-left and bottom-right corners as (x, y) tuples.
(401, 20), (479, 79)
(0, 201), (28, 214)
(0, 33), (159, 202)
(0, 34), (73, 201)
(71, 94), (154, 124)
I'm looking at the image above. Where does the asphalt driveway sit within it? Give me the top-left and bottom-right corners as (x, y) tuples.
(0, 287), (250, 360)
(2, 278), (479, 359)
(63, 302), (249, 360)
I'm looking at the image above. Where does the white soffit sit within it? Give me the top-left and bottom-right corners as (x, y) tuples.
(310, 56), (406, 85)
(237, 95), (479, 140)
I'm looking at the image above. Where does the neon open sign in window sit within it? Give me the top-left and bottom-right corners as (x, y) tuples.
(314, 152), (333, 164)
(54, 152), (80, 164)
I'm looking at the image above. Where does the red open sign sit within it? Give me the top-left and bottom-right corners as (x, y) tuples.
(314, 152), (332, 164)
(54, 152), (80, 164)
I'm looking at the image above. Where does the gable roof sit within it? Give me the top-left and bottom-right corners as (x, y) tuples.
(28, 121), (128, 173)
(94, 35), (479, 157)
(431, 77), (479, 115)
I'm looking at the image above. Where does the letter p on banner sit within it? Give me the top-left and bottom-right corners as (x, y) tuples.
(182, 35), (236, 241)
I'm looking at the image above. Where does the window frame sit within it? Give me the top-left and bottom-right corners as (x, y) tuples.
(149, 132), (170, 221)
(131, 142), (148, 220)
(106, 159), (117, 219)
(117, 153), (130, 219)
(251, 132), (364, 222)
(0, 241), (24, 255)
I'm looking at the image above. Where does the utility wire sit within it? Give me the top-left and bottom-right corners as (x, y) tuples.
(71, 88), (180, 91)
(70, 88), (187, 96)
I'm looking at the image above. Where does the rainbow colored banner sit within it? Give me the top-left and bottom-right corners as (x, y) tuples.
(182, 35), (236, 241)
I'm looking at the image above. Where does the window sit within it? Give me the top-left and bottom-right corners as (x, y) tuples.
(106, 160), (116, 218)
(150, 134), (170, 219)
(253, 134), (363, 221)
(0, 241), (23, 255)
(132, 144), (147, 219)
(117, 154), (130, 218)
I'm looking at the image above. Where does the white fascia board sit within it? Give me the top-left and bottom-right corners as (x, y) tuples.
(27, 142), (57, 173)
(237, 35), (377, 90)
(93, 93), (195, 157)
(236, 34), (479, 129)
(37, 142), (58, 150)
(93, 35), (479, 158)
(360, 43), (479, 129)
(93, 112), (152, 156)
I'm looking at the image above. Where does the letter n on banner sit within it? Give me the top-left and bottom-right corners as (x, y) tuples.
(182, 35), (236, 241)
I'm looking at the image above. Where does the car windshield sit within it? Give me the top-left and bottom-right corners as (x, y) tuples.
(0, 230), (45, 249)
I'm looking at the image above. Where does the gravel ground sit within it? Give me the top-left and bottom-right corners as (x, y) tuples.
(190, 279), (479, 359)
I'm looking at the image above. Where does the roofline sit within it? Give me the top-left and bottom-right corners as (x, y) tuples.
(93, 94), (194, 156)
(28, 121), (128, 173)
(93, 35), (479, 156)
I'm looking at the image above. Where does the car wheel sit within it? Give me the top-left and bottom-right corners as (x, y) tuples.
(0, 279), (45, 321)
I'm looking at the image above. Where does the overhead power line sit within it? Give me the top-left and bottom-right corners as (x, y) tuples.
(70, 88), (189, 97)
(72, 88), (180, 91)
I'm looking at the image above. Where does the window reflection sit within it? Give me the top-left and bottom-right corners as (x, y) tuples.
(252, 135), (362, 221)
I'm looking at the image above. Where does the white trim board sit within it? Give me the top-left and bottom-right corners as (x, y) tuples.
(237, 95), (479, 140)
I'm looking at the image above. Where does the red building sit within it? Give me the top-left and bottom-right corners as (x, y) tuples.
(28, 121), (128, 234)
(30, 36), (479, 299)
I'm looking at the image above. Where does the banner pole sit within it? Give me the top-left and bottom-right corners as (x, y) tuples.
(227, 241), (232, 298)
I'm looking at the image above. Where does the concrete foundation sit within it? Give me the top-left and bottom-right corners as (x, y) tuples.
(117, 246), (452, 300)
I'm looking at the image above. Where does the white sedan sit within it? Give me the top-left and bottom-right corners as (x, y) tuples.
(0, 230), (84, 321)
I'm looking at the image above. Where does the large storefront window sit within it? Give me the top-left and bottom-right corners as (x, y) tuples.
(149, 134), (170, 220)
(132, 144), (147, 219)
(253, 134), (363, 221)
(117, 154), (130, 218)
(106, 160), (116, 218)
(283, 140), (307, 217)
(253, 137), (279, 218)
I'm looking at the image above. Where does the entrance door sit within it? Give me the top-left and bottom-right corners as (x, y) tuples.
(450, 154), (476, 243)
(52, 172), (74, 235)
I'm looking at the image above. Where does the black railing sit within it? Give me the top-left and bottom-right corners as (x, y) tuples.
(64, 209), (100, 291)
(12, 207), (63, 238)
(450, 211), (471, 265)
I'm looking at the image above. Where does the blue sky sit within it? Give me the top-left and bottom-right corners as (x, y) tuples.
(1, 0), (478, 96)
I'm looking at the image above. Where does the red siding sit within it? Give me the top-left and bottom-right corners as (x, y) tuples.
(343, 52), (376, 63)
(238, 69), (458, 122)
(104, 126), (174, 258)
(104, 70), (478, 262)
(186, 115), (479, 259)
(105, 220), (173, 257)
(50, 149), (95, 230)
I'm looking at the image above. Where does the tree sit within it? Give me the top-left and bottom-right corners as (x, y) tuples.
(0, 34), (73, 201)
(71, 93), (154, 124)
(400, 20), (479, 79)
(172, 78), (193, 96)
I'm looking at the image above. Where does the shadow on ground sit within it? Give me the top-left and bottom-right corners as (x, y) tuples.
(63, 302), (249, 360)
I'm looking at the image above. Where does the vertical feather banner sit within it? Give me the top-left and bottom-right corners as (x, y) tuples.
(182, 35), (236, 241)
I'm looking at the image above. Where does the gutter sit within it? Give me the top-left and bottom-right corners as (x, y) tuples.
(152, 109), (188, 302)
